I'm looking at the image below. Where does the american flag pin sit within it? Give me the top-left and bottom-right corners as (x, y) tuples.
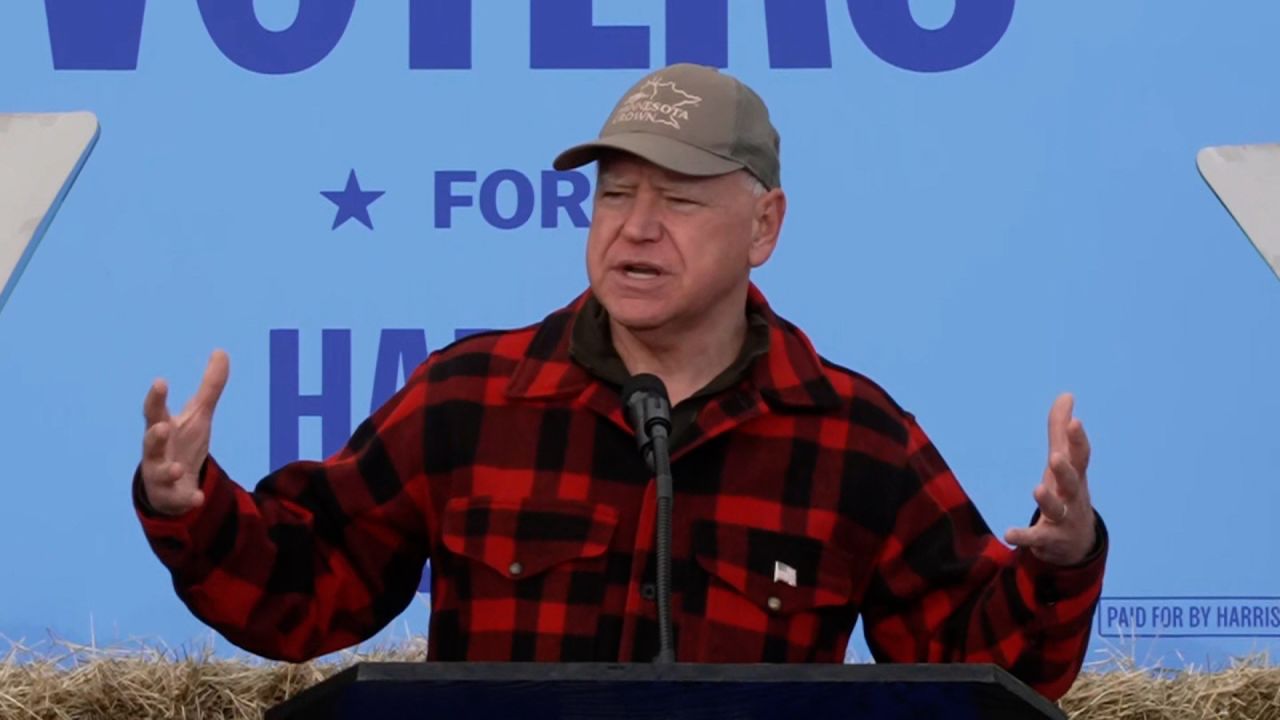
(773, 561), (798, 587)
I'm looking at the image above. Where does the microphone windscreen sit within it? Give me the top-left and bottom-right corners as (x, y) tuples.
(621, 373), (669, 407)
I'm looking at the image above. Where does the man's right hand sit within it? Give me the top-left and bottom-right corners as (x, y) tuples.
(140, 350), (230, 516)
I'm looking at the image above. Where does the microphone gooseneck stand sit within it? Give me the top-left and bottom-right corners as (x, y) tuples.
(646, 417), (675, 664)
(621, 374), (676, 664)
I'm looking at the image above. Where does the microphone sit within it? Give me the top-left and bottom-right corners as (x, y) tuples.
(622, 373), (672, 469)
(620, 374), (676, 664)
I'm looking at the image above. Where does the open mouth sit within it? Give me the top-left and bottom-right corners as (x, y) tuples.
(622, 263), (663, 279)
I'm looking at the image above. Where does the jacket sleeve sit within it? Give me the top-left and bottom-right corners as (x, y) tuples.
(133, 357), (437, 663)
(859, 415), (1106, 701)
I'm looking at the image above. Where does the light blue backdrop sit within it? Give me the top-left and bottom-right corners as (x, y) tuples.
(1, 1), (1277, 668)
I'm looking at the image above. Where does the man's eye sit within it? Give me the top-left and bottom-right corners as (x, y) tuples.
(668, 197), (698, 206)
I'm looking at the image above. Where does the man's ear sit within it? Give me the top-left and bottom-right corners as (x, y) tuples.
(749, 189), (786, 268)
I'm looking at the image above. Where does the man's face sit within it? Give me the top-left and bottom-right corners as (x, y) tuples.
(586, 154), (781, 335)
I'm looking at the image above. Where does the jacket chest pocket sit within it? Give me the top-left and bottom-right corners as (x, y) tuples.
(439, 496), (619, 659)
(687, 520), (857, 662)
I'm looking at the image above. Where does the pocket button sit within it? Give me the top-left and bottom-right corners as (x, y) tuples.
(509, 562), (525, 577)
(767, 596), (782, 612)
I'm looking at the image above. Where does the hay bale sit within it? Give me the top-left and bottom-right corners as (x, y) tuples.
(2, 639), (1277, 719)
(0, 638), (425, 719)
(1061, 655), (1280, 720)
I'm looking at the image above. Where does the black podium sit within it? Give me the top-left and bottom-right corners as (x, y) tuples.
(266, 663), (1066, 720)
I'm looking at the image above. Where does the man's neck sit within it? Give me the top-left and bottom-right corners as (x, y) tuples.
(609, 303), (748, 407)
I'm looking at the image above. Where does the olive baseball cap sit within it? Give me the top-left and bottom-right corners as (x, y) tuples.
(553, 63), (781, 189)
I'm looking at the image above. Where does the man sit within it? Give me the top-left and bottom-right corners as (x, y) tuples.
(135, 64), (1105, 701)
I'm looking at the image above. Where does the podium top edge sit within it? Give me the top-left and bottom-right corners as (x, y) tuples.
(345, 661), (1007, 685)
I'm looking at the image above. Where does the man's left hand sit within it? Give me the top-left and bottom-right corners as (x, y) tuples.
(1004, 393), (1097, 566)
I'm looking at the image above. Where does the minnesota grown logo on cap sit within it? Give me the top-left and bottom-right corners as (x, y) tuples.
(610, 76), (703, 130)
(553, 63), (783, 190)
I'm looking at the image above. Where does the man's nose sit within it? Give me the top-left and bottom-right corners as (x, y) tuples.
(620, 189), (662, 243)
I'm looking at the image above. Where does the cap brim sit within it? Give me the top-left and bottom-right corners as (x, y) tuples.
(553, 132), (744, 179)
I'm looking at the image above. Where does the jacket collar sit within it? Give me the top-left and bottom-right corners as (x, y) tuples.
(505, 284), (840, 413)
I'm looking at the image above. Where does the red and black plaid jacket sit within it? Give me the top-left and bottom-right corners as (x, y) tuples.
(136, 285), (1106, 701)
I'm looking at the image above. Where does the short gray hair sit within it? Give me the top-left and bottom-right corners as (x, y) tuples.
(742, 172), (767, 197)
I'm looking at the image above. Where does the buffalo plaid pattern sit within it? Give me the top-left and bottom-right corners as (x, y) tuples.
(136, 285), (1106, 701)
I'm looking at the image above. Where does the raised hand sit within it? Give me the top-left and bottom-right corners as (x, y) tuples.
(139, 350), (230, 516)
(1004, 393), (1097, 566)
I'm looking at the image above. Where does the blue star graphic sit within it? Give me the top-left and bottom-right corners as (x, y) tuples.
(321, 170), (384, 230)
